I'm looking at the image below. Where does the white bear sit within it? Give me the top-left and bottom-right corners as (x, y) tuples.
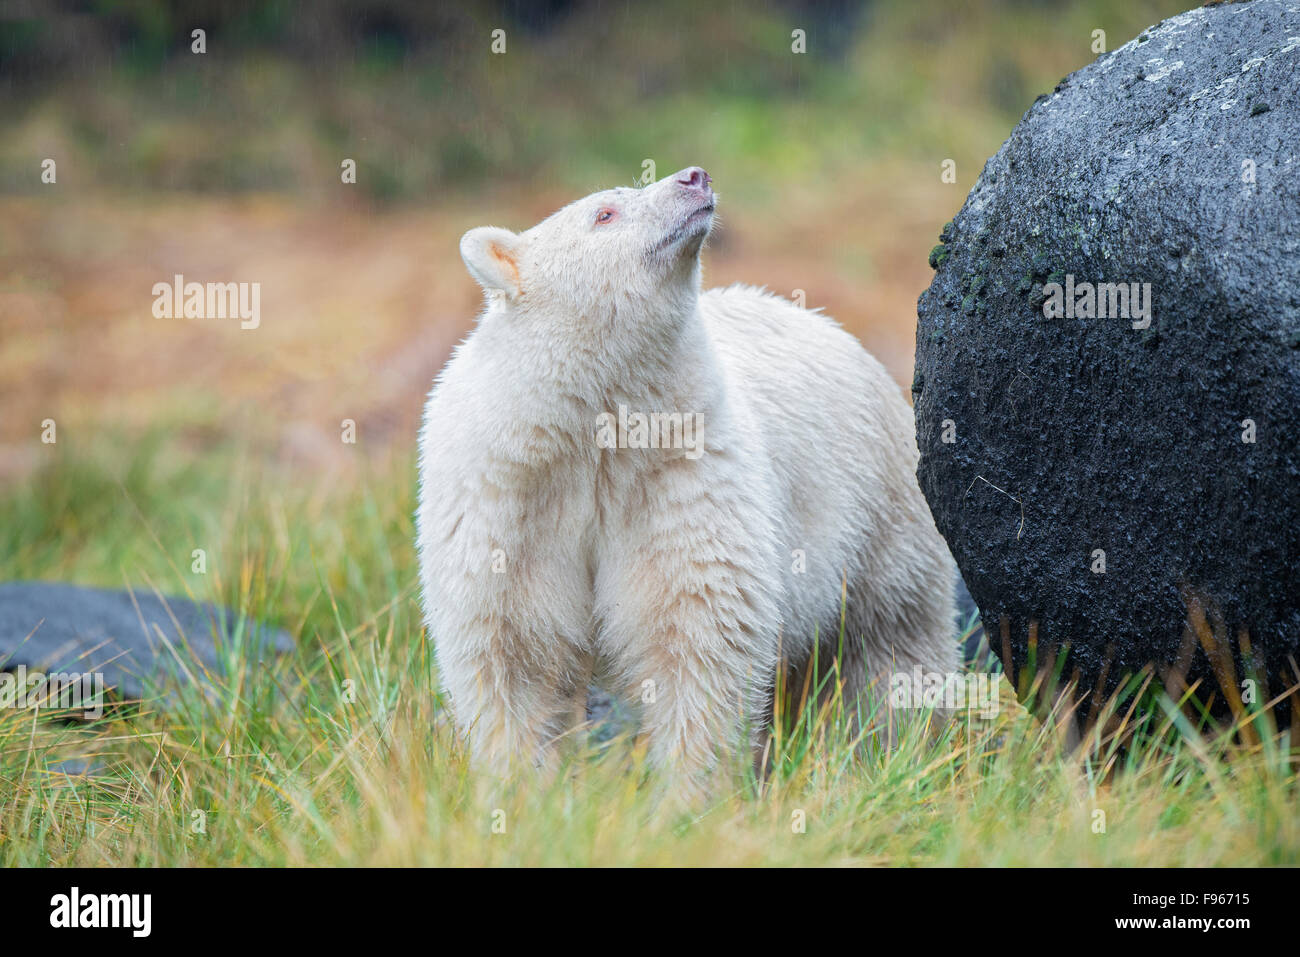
(417, 167), (957, 791)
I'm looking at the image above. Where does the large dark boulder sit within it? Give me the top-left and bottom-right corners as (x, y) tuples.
(914, 0), (1300, 717)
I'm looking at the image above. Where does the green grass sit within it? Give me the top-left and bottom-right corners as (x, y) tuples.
(1, 438), (1296, 866)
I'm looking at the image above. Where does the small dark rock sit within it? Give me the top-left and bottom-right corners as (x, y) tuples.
(0, 582), (295, 704)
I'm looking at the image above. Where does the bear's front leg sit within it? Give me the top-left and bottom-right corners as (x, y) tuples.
(437, 616), (591, 775)
(423, 519), (594, 775)
(595, 463), (782, 796)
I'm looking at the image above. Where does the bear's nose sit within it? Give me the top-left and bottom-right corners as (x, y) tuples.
(675, 166), (712, 193)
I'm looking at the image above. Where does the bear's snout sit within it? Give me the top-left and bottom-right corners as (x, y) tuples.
(674, 166), (712, 198)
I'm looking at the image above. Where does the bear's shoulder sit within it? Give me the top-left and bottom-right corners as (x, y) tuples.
(699, 283), (854, 351)
(698, 283), (890, 398)
(701, 283), (822, 322)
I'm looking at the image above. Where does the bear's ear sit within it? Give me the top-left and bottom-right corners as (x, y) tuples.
(460, 227), (524, 300)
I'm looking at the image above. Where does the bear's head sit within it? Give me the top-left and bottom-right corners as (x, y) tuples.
(459, 167), (716, 335)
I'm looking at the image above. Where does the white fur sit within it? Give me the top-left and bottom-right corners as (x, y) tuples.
(417, 169), (956, 790)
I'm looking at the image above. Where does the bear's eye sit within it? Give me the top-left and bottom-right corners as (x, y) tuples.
(595, 208), (617, 225)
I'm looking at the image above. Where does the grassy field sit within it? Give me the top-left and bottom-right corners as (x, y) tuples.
(1, 438), (1296, 867)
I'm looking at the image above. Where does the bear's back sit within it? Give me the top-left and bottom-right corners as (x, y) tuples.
(697, 284), (909, 447)
(698, 284), (932, 635)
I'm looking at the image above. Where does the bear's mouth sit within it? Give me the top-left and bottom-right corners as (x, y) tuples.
(649, 203), (715, 255)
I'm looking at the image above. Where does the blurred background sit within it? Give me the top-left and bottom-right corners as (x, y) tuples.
(1, 0), (1186, 498)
